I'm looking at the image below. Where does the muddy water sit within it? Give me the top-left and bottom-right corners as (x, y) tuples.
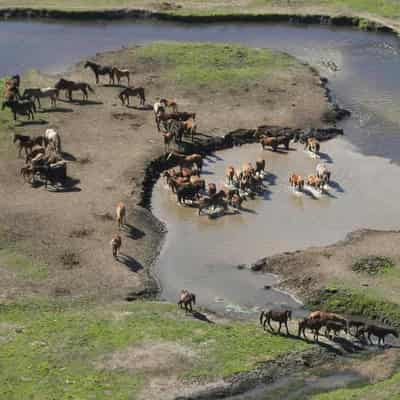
(2, 19), (400, 312)
(152, 137), (400, 314)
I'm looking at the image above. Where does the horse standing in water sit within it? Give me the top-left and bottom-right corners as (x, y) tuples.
(84, 61), (114, 84)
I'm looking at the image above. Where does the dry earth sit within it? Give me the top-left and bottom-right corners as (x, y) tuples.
(0, 44), (330, 302)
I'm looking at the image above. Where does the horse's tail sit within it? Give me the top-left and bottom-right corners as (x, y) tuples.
(87, 84), (95, 93)
(192, 294), (196, 305)
(141, 88), (146, 103)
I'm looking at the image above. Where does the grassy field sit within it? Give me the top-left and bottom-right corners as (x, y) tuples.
(0, 78), (14, 159)
(134, 42), (297, 88)
(0, 298), (311, 399)
(0, 0), (400, 24)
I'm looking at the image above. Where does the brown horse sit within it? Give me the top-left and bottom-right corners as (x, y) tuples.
(307, 175), (324, 191)
(182, 117), (197, 141)
(110, 235), (122, 258)
(309, 311), (347, 326)
(54, 79), (94, 101)
(84, 61), (114, 84)
(119, 87), (145, 106)
(298, 318), (324, 341)
(324, 320), (347, 338)
(289, 173), (304, 191)
(160, 98), (178, 113)
(226, 166), (235, 185)
(4, 75), (20, 100)
(260, 310), (292, 335)
(260, 135), (290, 151)
(112, 67), (130, 85)
(178, 289), (196, 312)
(116, 202), (126, 229)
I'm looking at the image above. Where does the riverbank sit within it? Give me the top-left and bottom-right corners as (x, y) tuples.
(0, 1), (400, 34)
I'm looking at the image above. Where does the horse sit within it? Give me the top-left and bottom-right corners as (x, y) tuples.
(176, 184), (201, 205)
(84, 61), (114, 84)
(167, 152), (203, 172)
(54, 79), (94, 101)
(306, 175), (324, 191)
(308, 311), (347, 326)
(178, 289), (196, 312)
(255, 159), (266, 175)
(13, 133), (35, 158)
(182, 117), (197, 141)
(2, 100), (36, 121)
(156, 110), (196, 132)
(44, 128), (62, 154)
(260, 135), (290, 151)
(160, 98), (178, 113)
(226, 166), (235, 186)
(118, 87), (145, 106)
(110, 235), (122, 258)
(112, 67), (130, 85)
(116, 202), (126, 229)
(4, 75), (20, 100)
(357, 325), (398, 346)
(324, 320), (347, 338)
(316, 163), (331, 184)
(347, 320), (365, 336)
(289, 173), (304, 191)
(22, 88), (58, 108)
(260, 310), (292, 335)
(163, 132), (175, 153)
(298, 318), (324, 341)
(305, 137), (320, 154)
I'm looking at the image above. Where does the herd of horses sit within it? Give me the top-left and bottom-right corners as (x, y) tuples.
(4, 60), (397, 354)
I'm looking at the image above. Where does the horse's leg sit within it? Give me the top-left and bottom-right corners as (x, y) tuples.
(285, 321), (289, 335)
(278, 322), (282, 334)
(95, 73), (99, 84)
(127, 74), (130, 86)
(37, 97), (41, 109)
(267, 318), (274, 332)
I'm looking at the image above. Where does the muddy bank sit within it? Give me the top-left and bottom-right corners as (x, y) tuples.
(0, 7), (396, 35)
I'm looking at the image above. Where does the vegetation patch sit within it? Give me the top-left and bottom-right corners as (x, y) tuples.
(352, 256), (394, 275)
(0, 77), (14, 158)
(135, 42), (297, 88)
(0, 300), (311, 399)
(309, 286), (400, 328)
(0, 246), (48, 281)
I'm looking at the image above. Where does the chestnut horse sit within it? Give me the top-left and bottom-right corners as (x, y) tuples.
(110, 234), (122, 258)
(116, 202), (126, 229)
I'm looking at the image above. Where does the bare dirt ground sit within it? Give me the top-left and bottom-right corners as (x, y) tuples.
(0, 45), (330, 302)
(261, 229), (400, 301)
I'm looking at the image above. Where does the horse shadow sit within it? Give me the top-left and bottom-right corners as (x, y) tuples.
(318, 152), (333, 163)
(331, 336), (364, 353)
(239, 206), (257, 214)
(41, 107), (74, 113)
(117, 254), (143, 272)
(267, 148), (289, 155)
(261, 187), (272, 200)
(264, 172), (277, 186)
(102, 83), (126, 88)
(72, 99), (103, 106)
(61, 152), (77, 161)
(122, 223), (145, 240)
(329, 180), (345, 193)
(127, 104), (153, 111)
(191, 310), (215, 324)
(18, 119), (47, 126)
(48, 177), (81, 193)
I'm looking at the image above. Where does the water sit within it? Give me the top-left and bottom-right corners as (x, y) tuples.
(2, 19), (400, 313)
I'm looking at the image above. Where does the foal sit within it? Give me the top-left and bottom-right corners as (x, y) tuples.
(116, 202), (126, 229)
(110, 235), (122, 258)
(112, 67), (130, 85)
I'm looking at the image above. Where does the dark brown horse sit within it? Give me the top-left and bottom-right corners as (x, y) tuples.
(2, 100), (36, 121)
(357, 324), (398, 345)
(260, 310), (292, 335)
(118, 87), (146, 106)
(84, 61), (114, 84)
(298, 318), (324, 341)
(55, 79), (94, 101)
(178, 289), (196, 312)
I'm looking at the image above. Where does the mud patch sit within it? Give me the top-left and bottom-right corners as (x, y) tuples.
(98, 341), (196, 375)
(59, 251), (80, 270)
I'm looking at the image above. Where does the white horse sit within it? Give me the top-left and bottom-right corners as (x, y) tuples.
(45, 128), (62, 154)
(316, 163), (331, 184)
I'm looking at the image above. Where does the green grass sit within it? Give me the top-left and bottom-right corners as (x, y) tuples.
(0, 300), (310, 399)
(135, 42), (297, 88)
(0, 245), (48, 281)
(310, 370), (400, 400)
